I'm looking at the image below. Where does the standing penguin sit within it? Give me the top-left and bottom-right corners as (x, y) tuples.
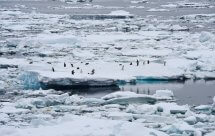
(64, 62), (66, 67)
(164, 61), (166, 66)
(71, 63), (73, 67)
(52, 67), (55, 72)
(91, 69), (95, 75)
(136, 59), (139, 66)
(130, 62), (132, 65)
(147, 60), (150, 64)
(71, 70), (75, 75)
(121, 65), (124, 71)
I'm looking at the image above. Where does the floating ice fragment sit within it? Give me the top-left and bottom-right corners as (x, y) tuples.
(153, 89), (174, 100)
(199, 32), (214, 43)
(184, 116), (197, 125)
(19, 72), (41, 90)
(109, 10), (131, 16)
(102, 91), (138, 100)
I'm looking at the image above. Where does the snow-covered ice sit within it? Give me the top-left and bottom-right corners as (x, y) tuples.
(0, 0), (215, 135)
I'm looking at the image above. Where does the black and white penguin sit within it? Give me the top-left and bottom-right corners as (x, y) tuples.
(85, 63), (89, 65)
(64, 62), (66, 67)
(71, 70), (75, 75)
(121, 65), (124, 71)
(130, 62), (132, 65)
(91, 69), (95, 75)
(164, 61), (166, 66)
(71, 63), (73, 67)
(136, 59), (139, 66)
(147, 60), (150, 64)
(52, 67), (55, 72)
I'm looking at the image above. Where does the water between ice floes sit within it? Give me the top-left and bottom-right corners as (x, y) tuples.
(73, 80), (215, 106)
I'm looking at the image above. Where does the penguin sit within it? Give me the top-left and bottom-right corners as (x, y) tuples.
(77, 67), (80, 70)
(85, 63), (89, 65)
(164, 61), (166, 66)
(71, 63), (73, 67)
(136, 59), (139, 66)
(71, 70), (75, 75)
(52, 67), (55, 72)
(147, 60), (150, 64)
(64, 62), (66, 67)
(130, 62), (132, 65)
(91, 69), (95, 75)
(29, 61), (33, 64)
(121, 65), (124, 71)
(143, 61), (145, 65)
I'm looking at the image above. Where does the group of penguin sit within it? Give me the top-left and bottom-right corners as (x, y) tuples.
(51, 60), (166, 75)
(52, 62), (95, 75)
(120, 59), (166, 70)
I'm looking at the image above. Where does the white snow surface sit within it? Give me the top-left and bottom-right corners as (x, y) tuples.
(0, 115), (168, 136)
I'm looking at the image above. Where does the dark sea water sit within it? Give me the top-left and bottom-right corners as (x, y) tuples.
(75, 80), (215, 105)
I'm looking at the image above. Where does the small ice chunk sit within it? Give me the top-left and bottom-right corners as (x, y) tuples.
(195, 105), (212, 111)
(161, 121), (201, 135)
(126, 104), (157, 114)
(104, 95), (157, 105)
(107, 112), (133, 121)
(199, 32), (214, 43)
(102, 91), (138, 100)
(153, 89), (174, 100)
(109, 10), (131, 16)
(80, 98), (105, 106)
(196, 114), (209, 122)
(156, 102), (189, 115)
(65, 95), (83, 105)
(184, 116), (197, 125)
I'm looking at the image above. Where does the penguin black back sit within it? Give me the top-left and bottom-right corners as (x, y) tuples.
(71, 70), (75, 75)
(136, 59), (139, 66)
(91, 69), (95, 75)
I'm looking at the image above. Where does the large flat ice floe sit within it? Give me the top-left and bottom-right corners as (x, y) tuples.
(0, 57), (187, 89)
